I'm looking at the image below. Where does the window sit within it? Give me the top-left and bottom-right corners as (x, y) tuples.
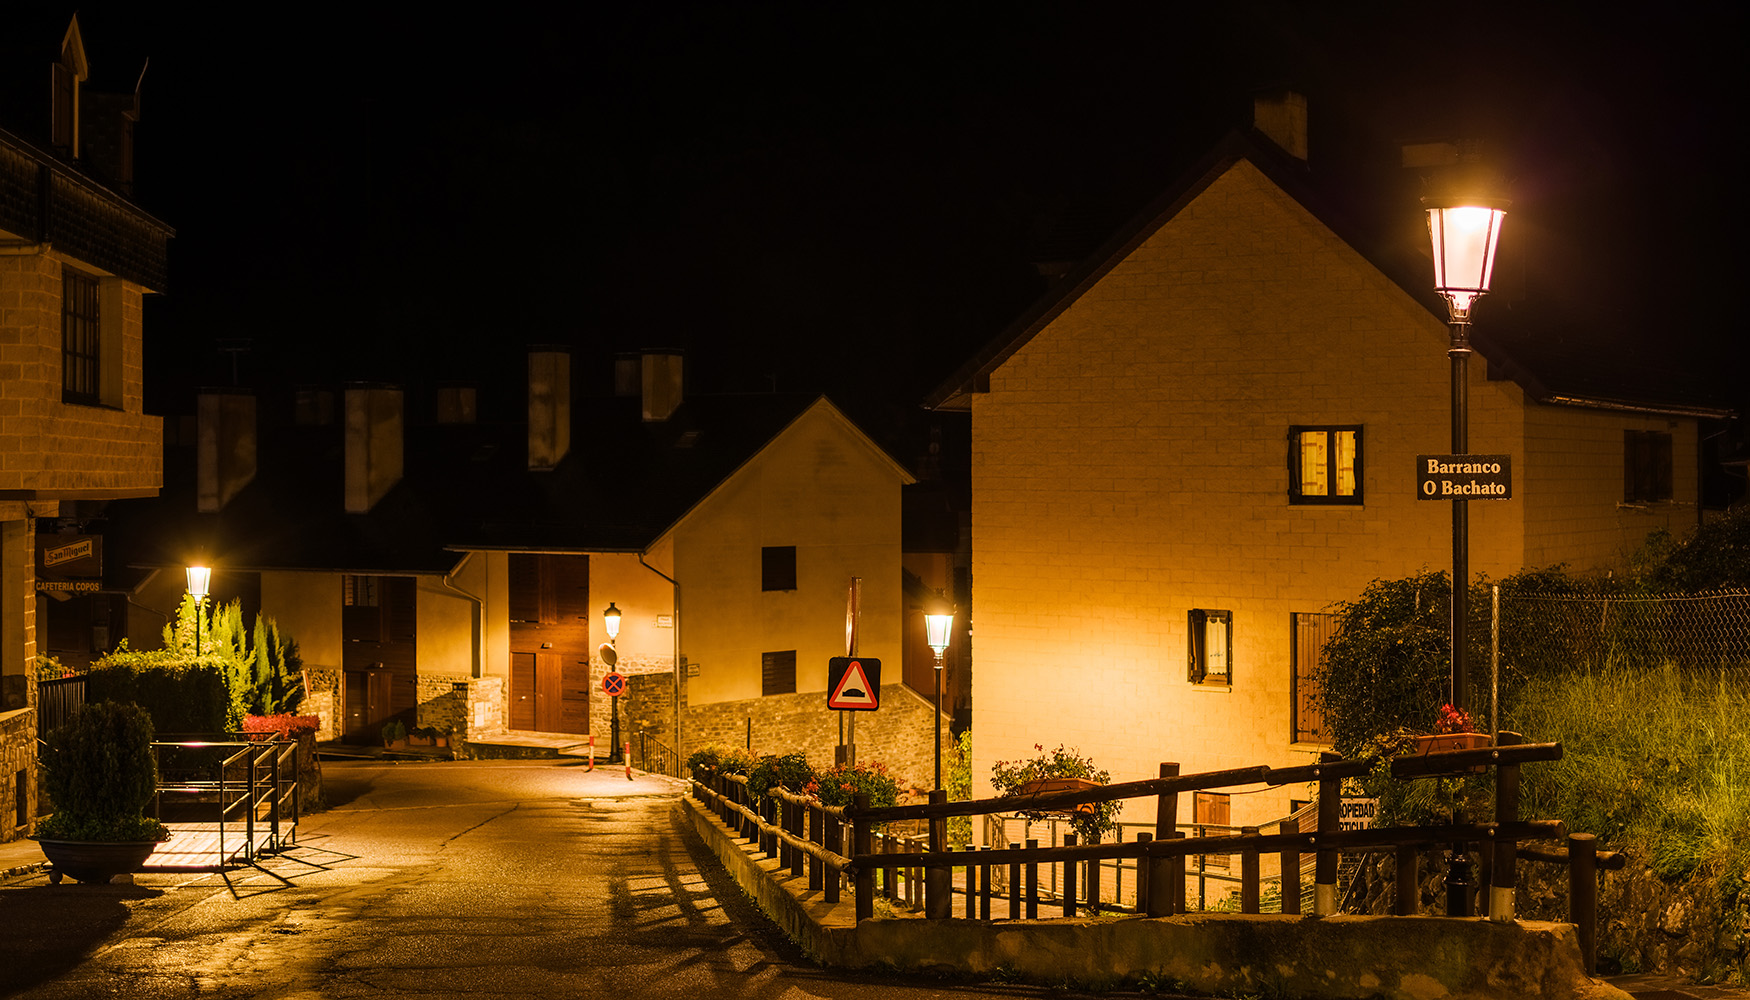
(342, 575), (379, 607)
(1290, 611), (1336, 745)
(761, 650), (796, 696)
(1188, 609), (1232, 686)
(62, 268), (101, 404)
(762, 546), (796, 591)
(1624, 430), (1673, 503)
(1288, 426), (1362, 504)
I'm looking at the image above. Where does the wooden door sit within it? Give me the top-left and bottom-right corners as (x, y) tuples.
(344, 668), (394, 742)
(536, 653), (563, 733)
(511, 652), (536, 731)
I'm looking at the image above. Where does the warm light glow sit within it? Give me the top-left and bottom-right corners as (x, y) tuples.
(1427, 204), (1506, 320)
(923, 592), (954, 663)
(186, 565), (212, 600)
(603, 602), (622, 640)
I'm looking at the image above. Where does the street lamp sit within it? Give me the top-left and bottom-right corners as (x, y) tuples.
(1426, 198), (1506, 919)
(604, 602), (622, 763)
(1425, 200), (1506, 714)
(185, 563), (212, 655)
(923, 591), (954, 790)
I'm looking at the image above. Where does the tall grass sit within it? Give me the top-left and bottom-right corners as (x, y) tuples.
(1505, 664), (1750, 883)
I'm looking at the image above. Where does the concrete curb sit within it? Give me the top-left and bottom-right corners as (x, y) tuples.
(679, 794), (1631, 1000)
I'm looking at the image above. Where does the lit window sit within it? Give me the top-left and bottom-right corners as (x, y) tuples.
(1188, 609), (1232, 686)
(1289, 426), (1362, 505)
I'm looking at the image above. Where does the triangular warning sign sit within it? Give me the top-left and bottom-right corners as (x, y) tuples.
(827, 657), (880, 711)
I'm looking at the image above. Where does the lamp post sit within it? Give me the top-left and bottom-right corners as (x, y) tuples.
(923, 591), (954, 790)
(185, 563), (212, 655)
(604, 602), (622, 764)
(1425, 200), (1506, 715)
(1426, 199), (1506, 919)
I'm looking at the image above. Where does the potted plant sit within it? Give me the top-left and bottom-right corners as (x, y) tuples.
(32, 700), (171, 884)
(382, 720), (406, 748)
(1412, 704), (1489, 771)
(990, 743), (1119, 845)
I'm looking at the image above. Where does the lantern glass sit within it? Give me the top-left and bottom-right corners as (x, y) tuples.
(1427, 205), (1505, 317)
(603, 602), (622, 640)
(186, 565), (212, 600)
(924, 612), (953, 658)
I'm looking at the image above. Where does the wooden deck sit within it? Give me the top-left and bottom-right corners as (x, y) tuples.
(143, 822), (289, 870)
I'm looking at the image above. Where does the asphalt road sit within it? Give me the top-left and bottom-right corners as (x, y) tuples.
(0, 760), (1114, 1000)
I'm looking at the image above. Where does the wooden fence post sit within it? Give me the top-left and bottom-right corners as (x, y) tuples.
(824, 807), (841, 904)
(1315, 751), (1341, 915)
(1086, 827), (1101, 912)
(1240, 826), (1260, 913)
(1156, 762), (1180, 840)
(1169, 831), (1187, 914)
(980, 845), (992, 920)
(853, 794), (873, 922)
(808, 801), (824, 892)
(1491, 731), (1524, 921)
(790, 800), (805, 879)
(1008, 842), (1021, 920)
(1025, 838), (1039, 919)
(926, 790), (950, 919)
(1136, 832), (1154, 915)
(1279, 818), (1300, 915)
(1569, 833), (1597, 975)
(1062, 834), (1077, 917)
(1395, 844), (1419, 916)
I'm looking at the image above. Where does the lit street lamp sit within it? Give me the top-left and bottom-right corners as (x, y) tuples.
(1426, 198), (1506, 919)
(604, 602), (622, 764)
(1425, 200), (1506, 715)
(924, 591), (954, 790)
(185, 562), (212, 654)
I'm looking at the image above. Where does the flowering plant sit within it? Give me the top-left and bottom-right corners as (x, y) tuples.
(989, 743), (1119, 842)
(1433, 703), (1475, 735)
(805, 760), (899, 812)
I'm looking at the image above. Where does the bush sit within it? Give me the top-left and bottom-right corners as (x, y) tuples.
(243, 714), (321, 741)
(686, 744), (756, 777)
(86, 647), (237, 734)
(1313, 571), (1453, 757)
(746, 752), (815, 806)
(37, 701), (169, 842)
(947, 729), (973, 846)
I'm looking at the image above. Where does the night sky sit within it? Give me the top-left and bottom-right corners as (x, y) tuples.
(27, 4), (1745, 451)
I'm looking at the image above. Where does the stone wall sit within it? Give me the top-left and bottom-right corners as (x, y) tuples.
(682, 683), (945, 793)
(303, 669), (339, 741)
(456, 676), (504, 741)
(415, 674), (470, 735)
(0, 708), (34, 842)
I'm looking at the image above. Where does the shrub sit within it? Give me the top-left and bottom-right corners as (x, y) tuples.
(746, 752), (815, 806)
(382, 720), (406, 744)
(686, 744), (756, 776)
(86, 646), (237, 734)
(990, 743), (1119, 843)
(947, 729), (973, 846)
(37, 701), (169, 842)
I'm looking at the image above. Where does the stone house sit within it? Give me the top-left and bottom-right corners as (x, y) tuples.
(117, 348), (945, 785)
(0, 15), (172, 843)
(925, 96), (1734, 831)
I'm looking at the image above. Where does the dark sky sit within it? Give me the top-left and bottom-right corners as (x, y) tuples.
(29, 3), (1746, 444)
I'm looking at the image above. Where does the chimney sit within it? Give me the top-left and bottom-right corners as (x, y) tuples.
(641, 349), (683, 422)
(527, 346), (571, 470)
(196, 388), (256, 513)
(345, 383), (403, 513)
(435, 383), (478, 425)
(1253, 89), (1308, 161)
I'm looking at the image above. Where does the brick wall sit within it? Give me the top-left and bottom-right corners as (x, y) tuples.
(302, 669), (340, 741)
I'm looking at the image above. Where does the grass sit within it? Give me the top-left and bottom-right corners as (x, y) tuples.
(1505, 663), (1750, 883)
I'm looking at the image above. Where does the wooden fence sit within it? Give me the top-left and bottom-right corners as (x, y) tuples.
(690, 732), (1626, 973)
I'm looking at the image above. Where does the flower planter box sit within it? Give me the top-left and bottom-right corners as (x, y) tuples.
(1413, 732), (1491, 773)
(1013, 777), (1101, 816)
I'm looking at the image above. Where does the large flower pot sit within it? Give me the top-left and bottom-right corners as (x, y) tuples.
(33, 838), (160, 884)
(1013, 777), (1101, 816)
(1413, 732), (1491, 773)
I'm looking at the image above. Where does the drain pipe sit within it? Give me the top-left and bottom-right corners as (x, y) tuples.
(440, 552), (485, 679)
(638, 553), (681, 768)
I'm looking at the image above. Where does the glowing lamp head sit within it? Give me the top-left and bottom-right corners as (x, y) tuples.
(186, 564), (212, 600)
(602, 602), (622, 640)
(1426, 202), (1507, 321)
(923, 592), (954, 663)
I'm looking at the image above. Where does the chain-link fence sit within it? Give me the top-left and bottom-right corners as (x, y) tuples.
(1480, 587), (1750, 723)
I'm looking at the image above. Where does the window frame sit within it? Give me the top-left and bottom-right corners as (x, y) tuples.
(1188, 608), (1233, 687)
(1287, 425), (1363, 505)
(61, 267), (102, 405)
(1623, 430), (1674, 503)
(761, 546), (797, 592)
(761, 649), (797, 696)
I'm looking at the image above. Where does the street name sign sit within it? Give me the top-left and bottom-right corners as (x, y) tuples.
(1416, 454), (1512, 500)
(827, 657), (880, 711)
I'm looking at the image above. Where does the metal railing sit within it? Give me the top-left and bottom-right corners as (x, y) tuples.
(151, 734), (301, 865)
(636, 730), (680, 777)
(36, 675), (85, 738)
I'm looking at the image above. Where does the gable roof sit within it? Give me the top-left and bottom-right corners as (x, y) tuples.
(925, 129), (1735, 421)
(105, 391), (912, 578)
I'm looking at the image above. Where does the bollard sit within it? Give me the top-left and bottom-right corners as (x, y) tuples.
(587, 734), (595, 772)
(624, 742), (632, 781)
(1570, 833), (1598, 975)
